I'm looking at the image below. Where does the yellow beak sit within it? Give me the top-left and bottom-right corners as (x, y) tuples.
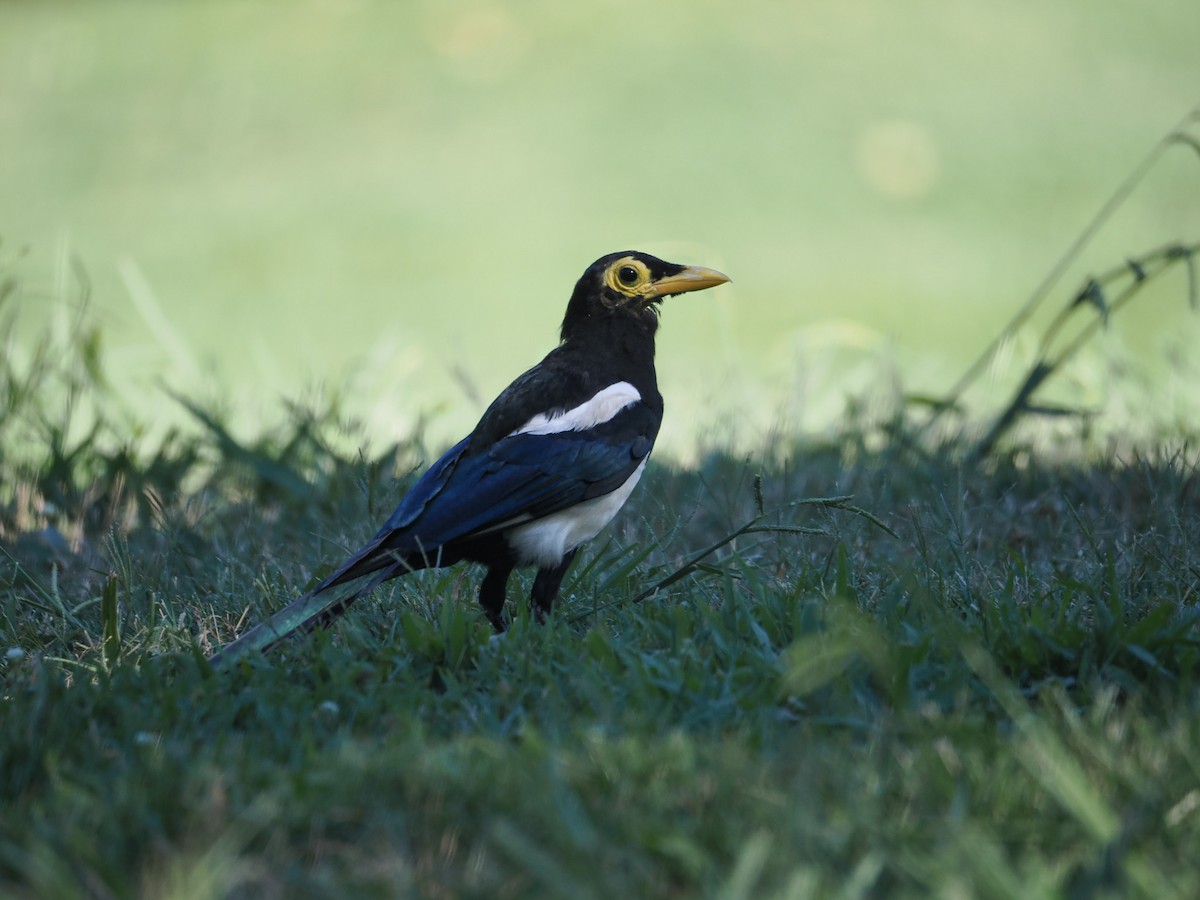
(648, 265), (731, 299)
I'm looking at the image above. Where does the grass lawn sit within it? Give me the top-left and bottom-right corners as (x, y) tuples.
(3, 287), (1200, 898)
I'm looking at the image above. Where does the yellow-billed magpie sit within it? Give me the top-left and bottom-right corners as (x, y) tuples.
(210, 251), (729, 666)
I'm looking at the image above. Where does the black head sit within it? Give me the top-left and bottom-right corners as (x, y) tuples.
(560, 251), (730, 342)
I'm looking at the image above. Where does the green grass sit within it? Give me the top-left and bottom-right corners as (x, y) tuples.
(4, 284), (1200, 897)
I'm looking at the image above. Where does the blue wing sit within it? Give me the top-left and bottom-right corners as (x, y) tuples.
(314, 412), (655, 588)
(382, 428), (649, 545)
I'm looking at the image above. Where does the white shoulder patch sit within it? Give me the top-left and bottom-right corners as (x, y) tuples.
(513, 381), (641, 436)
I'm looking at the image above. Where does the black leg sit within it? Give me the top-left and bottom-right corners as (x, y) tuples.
(530, 549), (578, 622)
(478, 563), (514, 632)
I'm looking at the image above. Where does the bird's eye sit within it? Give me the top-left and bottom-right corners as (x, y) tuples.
(617, 265), (640, 286)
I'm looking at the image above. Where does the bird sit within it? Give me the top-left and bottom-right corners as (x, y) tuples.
(209, 251), (730, 667)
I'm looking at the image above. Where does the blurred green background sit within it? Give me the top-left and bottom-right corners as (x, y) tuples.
(2, 0), (1198, 456)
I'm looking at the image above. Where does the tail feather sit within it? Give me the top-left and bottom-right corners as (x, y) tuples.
(208, 540), (424, 668)
(207, 579), (369, 668)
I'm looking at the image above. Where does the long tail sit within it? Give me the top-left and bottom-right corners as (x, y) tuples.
(206, 580), (369, 668)
(208, 534), (423, 668)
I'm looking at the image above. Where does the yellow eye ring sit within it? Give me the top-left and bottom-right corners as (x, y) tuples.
(605, 257), (651, 296)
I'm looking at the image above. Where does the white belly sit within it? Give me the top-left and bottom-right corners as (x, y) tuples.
(505, 459), (647, 567)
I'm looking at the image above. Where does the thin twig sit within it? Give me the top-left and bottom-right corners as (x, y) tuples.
(970, 243), (1199, 459)
(567, 494), (896, 624)
(917, 103), (1200, 439)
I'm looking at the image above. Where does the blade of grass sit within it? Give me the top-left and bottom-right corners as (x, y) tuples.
(101, 575), (120, 668)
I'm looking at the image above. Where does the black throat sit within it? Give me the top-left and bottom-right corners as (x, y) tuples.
(561, 298), (657, 351)
(560, 296), (660, 389)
